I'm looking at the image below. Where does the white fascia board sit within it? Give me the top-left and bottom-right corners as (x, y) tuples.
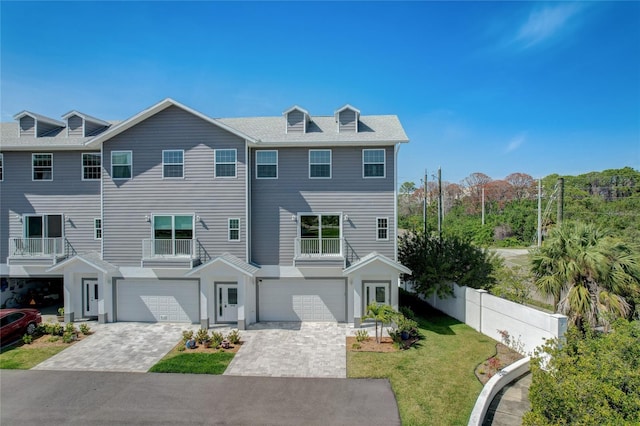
(13, 111), (66, 127)
(61, 110), (111, 127)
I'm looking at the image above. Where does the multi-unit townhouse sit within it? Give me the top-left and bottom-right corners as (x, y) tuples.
(0, 98), (410, 329)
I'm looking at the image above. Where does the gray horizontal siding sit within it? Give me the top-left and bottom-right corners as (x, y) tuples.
(20, 117), (35, 137)
(339, 110), (357, 133)
(0, 151), (101, 263)
(67, 115), (83, 137)
(251, 146), (395, 266)
(286, 110), (305, 133)
(102, 106), (247, 266)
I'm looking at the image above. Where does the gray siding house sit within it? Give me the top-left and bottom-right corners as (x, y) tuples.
(0, 99), (409, 329)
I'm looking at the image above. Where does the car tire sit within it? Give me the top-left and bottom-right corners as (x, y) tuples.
(26, 322), (37, 335)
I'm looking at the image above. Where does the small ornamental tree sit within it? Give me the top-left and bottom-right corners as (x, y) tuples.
(363, 302), (396, 344)
(524, 320), (640, 425)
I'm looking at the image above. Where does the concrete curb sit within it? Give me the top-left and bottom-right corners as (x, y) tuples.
(467, 356), (531, 426)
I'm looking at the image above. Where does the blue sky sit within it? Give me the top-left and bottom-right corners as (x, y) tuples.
(1, 1), (639, 185)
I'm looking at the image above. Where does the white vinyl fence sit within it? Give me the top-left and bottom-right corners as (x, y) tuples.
(403, 282), (567, 355)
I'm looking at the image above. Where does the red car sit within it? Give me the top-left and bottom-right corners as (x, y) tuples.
(0, 308), (42, 344)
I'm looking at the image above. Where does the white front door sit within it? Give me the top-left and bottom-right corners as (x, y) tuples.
(365, 282), (389, 307)
(84, 280), (98, 316)
(217, 284), (238, 322)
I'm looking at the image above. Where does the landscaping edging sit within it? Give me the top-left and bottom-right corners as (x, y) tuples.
(467, 356), (530, 426)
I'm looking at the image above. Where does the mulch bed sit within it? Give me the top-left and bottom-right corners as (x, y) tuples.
(347, 336), (398, 352)
(178, 341), (243, 354)
(475, 343), (524, 385)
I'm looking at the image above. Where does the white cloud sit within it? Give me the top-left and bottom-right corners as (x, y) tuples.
(506, 133), (526, 153)
(514, 3), (583, 49)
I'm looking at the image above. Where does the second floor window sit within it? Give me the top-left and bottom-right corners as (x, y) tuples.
(215, 149), (236, 178)
(363, 149), (385, 178)
(256, 150), (278, 179)
(228, 218), (240, 241)
(377, 217), (389, 240)
(112, 151), (132, 180)
(309, 149), (331, 179)
(32, 153), (53, 181)
(163, 150), (184, 178)
(82, 153), (101, 180)
(94, 218), (102, 240)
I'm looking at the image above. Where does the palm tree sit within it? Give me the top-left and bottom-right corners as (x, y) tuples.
(531, 222), (640, 330)
(363, 302), (396, 343)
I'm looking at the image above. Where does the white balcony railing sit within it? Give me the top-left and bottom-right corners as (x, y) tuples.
(9, 238), (64, 257)
(142, 239), (195, 258)
(295, 237), (343, 257)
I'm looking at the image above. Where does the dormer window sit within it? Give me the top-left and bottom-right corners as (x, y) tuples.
(335, 104), (360, 133)
(62, 111), (110, 137)
(283, 106), (310, 134)
(13, 111), (65, 137)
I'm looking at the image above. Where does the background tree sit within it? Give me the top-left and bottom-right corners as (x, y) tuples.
(505, 172), (535, 201)
(531, 221), (640, 329)
(398, 231), (499, 299)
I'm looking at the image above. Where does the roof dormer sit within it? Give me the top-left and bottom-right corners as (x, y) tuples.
(62, 111), (111, 137)
(13, 111), (66, 137)
(283, 105), (310, 134)
(335, 104), (360, 133)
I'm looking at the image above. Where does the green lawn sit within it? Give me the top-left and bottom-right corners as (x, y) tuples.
(348, 309), (495, 425)
(0, 344), (68, 369)
(149, 350), (235, 374)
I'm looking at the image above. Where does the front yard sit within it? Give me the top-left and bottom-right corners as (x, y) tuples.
(348, 310), (496, 425)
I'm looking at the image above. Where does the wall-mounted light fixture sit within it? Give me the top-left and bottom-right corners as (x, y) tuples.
(145, 215), (150, 222)
(196, 215), (201, 222)
(15, 214), (22, 223)
(343, 214), (349, 221)
(291, 215), (296, 221)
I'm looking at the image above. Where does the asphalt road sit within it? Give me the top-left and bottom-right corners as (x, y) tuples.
(0, 370), (400, 426)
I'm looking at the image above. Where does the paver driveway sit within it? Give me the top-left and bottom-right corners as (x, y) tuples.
(32, 322), (203, 373)
(225, 322), (347, 378)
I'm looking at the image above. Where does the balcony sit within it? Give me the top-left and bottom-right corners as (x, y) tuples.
(8, 238), (68, 266)
(141, 239), (200, 268)
(294, 237), (345, 268)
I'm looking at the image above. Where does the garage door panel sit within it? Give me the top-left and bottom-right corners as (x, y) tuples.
(117, 280), (199, 323)
(259, 279), (345, 322)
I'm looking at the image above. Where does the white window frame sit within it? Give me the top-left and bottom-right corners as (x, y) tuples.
(94, 218), (102, 240)
(82, 153), (101, 181)
(162, 149), (184, 179)
(376, 217), (389, 241)
(0, 153), (3, 181)
(363, 149), (386, 178)
(111, 150), (132, 180)
(228, 218), (240, 241)
(256, 150), (278, 179)
(309, 149), (332, 179)
(32, 153), (53, 181)
(215, 149), (237, 178)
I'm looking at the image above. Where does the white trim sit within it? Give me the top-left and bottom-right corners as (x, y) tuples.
(308, 149), (332, 179)
(214, 148), (237, 178)
(162, 149), (185, 179)
(362, 148), (386, 178)
(81, 152), (101, 181)
(376, 217), (389, 241)
(94, 218), (102, 240)
(245, 143), (250, 262)
(0, 153), (3, 182)
(255, 150), (278, 179)
(228, 218), (241, 242)
(111, 150), (132, 180)
(394, 144), (399, 261)
(100, 144), (104, 260)
(32, 153), (53, 181)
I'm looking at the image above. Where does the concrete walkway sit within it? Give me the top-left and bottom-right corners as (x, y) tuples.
(483, 373), (532, 425)
(225, 322), (347, 378)
(32, 322), (203, 373)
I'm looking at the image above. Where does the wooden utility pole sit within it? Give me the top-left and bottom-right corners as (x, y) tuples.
(438, 167), (443, 241)
(557, 177), (564, 224)
(537, 179), (542, 247)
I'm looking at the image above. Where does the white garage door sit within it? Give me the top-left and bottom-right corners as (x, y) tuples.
(117, 280), (199, 323)
(259, 279), (346, 322)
